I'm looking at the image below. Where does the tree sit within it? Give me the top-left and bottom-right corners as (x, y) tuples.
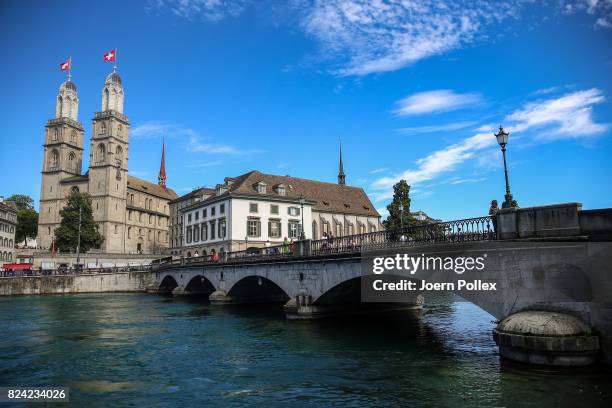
(54, 192), (104, 253)
(7, 194), (38, 244)
(382, 180), (418, 232)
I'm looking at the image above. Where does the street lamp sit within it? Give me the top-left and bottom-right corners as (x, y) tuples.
(494, 126), (516, 209)
(76, 205), (82, 267)
(298, 195), (306, 240)
(398, 202), (406, 242)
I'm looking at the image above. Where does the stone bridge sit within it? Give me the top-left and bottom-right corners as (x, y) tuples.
(154, 203), (612, 366)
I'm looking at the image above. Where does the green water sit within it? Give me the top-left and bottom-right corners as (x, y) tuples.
(0, 293), (610, 407)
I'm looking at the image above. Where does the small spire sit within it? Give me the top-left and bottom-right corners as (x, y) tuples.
(158, 138), (167, 188)
(338, 141), (346, 186)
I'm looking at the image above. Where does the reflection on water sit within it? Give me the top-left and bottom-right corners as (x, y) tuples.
(0, 292), (610, 407)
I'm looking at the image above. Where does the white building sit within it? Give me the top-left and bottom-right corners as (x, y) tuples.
(175, 151), (382, 257)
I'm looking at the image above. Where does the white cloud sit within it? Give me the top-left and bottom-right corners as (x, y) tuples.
(150, 0), (249, 21)
(371, 89), (609, 195)
(505, 88), (609, 139)
(561, 0), (612, 29)
(397, 121), (477, 135)
(298, 0), (526, 76)
(368, 167), (388, 174)
(132, 121), (263, 155)
(188, 135), (263, 154)
(186, 160), (224, 168)
(394, 90), (481, 116)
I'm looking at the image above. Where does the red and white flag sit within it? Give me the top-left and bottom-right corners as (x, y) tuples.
(59, 59), (71, 71)
(103, 49), (116, 62)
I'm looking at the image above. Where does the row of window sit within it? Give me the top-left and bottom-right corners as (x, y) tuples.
(0, 238), (14, 247)
(247, 219), (302, 239)
(185, 219), (227, 243)
(0, 252), (13, 261)
(187, 203), (225, 223)
(124, 226), (169, 242)
(127, 211), (167, 226)
(0, 222), (15, 233)
(249, 203), (300, 216)
(49, 128), (78, 143)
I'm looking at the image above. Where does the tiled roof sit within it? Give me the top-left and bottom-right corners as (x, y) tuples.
(171, 187), (216, 204)
(127, 175), (178, 200)
(227, 171), (379, 217)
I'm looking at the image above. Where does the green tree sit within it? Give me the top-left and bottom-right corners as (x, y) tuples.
(54, 192), (104, 252)
(7, 194), (38, 243)
(382, 180), (418, 232)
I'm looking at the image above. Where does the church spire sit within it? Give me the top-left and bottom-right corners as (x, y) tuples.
(158, 138), (167, 188)
(338, 141), (346, 186)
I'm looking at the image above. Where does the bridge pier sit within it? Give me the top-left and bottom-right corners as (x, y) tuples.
(493, 311), (601, 366)
(209, 290), (237, 305)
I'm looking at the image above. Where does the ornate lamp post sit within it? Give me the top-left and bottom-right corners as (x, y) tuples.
(398, 202), (404, 230)
(495, 126), (516, 209)
(299, 195), (306, 240)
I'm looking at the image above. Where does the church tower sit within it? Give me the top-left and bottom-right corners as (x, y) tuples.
(37, 79), (85, 249)
(338, 142), (346, 186)
(88, 71), (130, 253)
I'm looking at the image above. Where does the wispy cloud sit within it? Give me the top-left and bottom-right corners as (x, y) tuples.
(394, 90), (481, 116)
(397, 121), (477, 135)
(132, 120), (263, 155)
(188, 135), (263, 155)
(368, 167), (388, 174)
(186, 160), (224, 168)
(505, 88), (609, 139)
(298, 0), (527, 76)
(372, 89), (609, 193)
(149, 0), (249, 21)
(562, 0), (612, 29)
(445, 176), (487, 185)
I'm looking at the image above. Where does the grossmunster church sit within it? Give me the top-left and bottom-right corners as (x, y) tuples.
(37, 70), (177, 254)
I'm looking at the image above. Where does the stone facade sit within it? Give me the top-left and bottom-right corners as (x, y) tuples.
(0, 200), (18, 263)
(37, 73), (177, 255)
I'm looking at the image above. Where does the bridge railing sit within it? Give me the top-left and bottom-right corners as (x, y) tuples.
(310, 216), (496, 255)
(154, 216), (496, 269)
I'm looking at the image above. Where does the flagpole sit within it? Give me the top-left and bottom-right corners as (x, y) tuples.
(68, 56), (72, 81)
(113, 48), (117, 73)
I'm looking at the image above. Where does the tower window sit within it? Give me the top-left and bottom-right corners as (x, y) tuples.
(96, 143), (106, 164)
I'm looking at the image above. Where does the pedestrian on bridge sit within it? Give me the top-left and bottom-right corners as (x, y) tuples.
(489, 199), (499, 234)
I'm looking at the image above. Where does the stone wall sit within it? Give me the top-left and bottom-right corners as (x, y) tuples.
(0, 270), (155, 296)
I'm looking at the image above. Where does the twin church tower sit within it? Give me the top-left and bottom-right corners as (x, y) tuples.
(38, 71), (177, 254)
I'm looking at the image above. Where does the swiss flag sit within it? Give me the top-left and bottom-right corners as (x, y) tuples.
(104, 49), (116, 62)
(59, 59), (71, 71)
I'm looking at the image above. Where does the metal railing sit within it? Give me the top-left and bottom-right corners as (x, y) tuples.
(157, 216), (496, 269)
(311, 216), (495, 255)
(0, 264), (153, 278)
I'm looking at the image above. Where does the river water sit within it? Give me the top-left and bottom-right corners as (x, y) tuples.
(0, 293), (610, 407)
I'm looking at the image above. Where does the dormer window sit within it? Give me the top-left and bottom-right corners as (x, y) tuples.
(255, 182), (267, 194)
(275, 184), (286, 196)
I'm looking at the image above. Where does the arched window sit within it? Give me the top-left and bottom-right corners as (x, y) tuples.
(103, 89), (109, 111)
(57, 96), (63, 117)
(48, 149), (59, 170)
(52, 129), (59, 141)
(68, 152), (76, 172)
(71, 186), (79, 194)
(96, 143), (106, 164)
(66, 96), (72, 118)
(112, 89), (118, 110)
(71, 130), (77, 142)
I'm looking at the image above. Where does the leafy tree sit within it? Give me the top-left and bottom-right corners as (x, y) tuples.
(383, 180), (418, 232)
(54, 192), (104, 252)
(7, 194), (38, 243)
(7, 194), (34, 210)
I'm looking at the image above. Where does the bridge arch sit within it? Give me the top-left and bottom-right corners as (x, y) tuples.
(159, 275), (179, 294)
(184, 275), (216, 297)
(227, 275), (291, 304)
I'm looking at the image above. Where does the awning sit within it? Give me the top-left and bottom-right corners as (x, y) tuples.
(2, 263), (33, 270)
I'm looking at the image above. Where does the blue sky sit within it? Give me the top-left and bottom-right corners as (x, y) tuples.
(1, 0), (611, 220)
